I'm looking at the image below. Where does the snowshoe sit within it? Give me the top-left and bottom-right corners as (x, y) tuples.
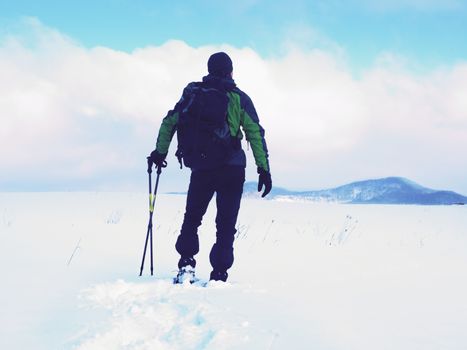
(173, 265), (197, 284)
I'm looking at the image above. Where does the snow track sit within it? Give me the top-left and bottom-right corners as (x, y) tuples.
(75, 280), (272, 350)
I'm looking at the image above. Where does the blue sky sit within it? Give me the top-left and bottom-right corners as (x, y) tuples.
(1, 0), (466, 71)
(1, 1), (467, 193)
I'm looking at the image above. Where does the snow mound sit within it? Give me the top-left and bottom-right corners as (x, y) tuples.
(75, 279), (272, 350)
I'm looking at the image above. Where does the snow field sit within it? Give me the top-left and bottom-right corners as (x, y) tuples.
(1, 192), (466, 349)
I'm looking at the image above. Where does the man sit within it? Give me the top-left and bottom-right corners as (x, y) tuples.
(148, 52), (272, 283)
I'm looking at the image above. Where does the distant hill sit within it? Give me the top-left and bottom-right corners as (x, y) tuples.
(244, 177), (467, 205)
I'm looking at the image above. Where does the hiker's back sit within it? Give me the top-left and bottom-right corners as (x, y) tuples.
(176, 80), (237, 169)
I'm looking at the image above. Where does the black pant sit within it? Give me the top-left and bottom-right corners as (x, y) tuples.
(175, 165), (245, 272)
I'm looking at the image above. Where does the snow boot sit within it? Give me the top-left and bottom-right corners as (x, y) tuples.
(173, 257), (197, 284)
(209, 270), (228, 282)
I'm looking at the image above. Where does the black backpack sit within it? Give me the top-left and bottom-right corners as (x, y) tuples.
(176, 83), (237, 169)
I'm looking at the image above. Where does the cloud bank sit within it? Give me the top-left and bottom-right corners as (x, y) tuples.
(1, 18), (467, 193)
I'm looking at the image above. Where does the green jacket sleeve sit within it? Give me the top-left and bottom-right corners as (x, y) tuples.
(155, 110), (179, 154)
(239, 93), (270, 172)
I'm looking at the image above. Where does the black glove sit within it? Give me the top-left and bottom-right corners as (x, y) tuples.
(257, 167), (272, 198)
(147, 150), (167, 172)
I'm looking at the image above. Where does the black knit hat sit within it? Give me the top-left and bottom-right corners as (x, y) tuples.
(207, 52), (233, 77)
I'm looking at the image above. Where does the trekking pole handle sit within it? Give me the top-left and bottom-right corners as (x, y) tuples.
(147, 157), (153, 174)
(156, 161), (167, 174)
(147, 158), (167, 174)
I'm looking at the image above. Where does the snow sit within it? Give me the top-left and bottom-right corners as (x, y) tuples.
(75, 280), (272, 350)
(1, 192), (467, 349)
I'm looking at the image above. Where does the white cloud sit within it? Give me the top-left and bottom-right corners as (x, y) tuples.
(1, 19), (467, 193)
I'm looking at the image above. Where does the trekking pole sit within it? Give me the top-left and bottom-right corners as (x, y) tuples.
(139, 158), (166, 276)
